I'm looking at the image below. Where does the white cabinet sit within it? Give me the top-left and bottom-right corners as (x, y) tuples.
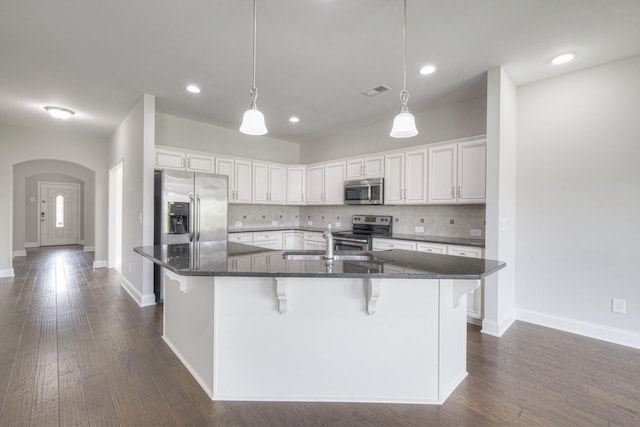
(216, 157), (252, 204)
(253, 163), (285, 204)
(447, 245), (484, 322)
(282, 231), (304, 250)
(416, 242), (447, 254)
(303, 231), (326, 250)
(306, 161), (345, 205)
(228, 232), (253, 244)
(428, 139), (486, 204)
(345, 156), (384, 180)
(155, 148), (215, 173)
(252, 231), (283, 250)
(286, 166), (306, 205)
(384, 149), (427, 204)
(372, 238), (417, 251)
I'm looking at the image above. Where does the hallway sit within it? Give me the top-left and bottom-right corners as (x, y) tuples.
(0, 246), (638, 426)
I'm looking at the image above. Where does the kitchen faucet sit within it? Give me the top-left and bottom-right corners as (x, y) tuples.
(323, 224), (334, 260)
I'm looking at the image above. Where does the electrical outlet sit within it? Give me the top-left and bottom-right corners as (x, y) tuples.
(335, 222), (341, 228)
(234, 221), (242, 227)
(414, 226), (424, 233)
(307, 220), (313, 226)
(470, 229), (482, 237)
(271, 220), (278, 226)
(612, 298), (626, 314)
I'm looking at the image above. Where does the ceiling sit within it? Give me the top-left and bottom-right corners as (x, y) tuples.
(2, 0), (640, 143)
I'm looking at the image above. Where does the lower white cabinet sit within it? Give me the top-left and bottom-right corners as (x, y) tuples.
(303, 231), (326, 250)
(253, 231), (283, 250)
(447, 245), (484, 323)
(282, 231), (304, 250)
(416, 242), (447, 254)
(228, 232), (253, 244)
(371, 238), (417, 251)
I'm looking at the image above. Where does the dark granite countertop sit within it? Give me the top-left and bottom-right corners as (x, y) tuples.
(229, 227), (485, 248)
(134, 242), (504, 280)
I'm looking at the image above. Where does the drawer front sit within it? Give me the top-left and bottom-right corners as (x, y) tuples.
(228, 233), (253, 243)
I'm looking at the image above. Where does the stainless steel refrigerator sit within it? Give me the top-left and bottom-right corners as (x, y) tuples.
(154, 169), (228, 302)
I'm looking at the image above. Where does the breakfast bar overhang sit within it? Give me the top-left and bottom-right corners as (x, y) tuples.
(135, 242), (505, 405)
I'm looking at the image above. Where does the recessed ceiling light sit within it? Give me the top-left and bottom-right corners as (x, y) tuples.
(289, 116), (300, 123)
(551, 53), (575, 65)
(186, 85), (201, 94)
(44, 106), (75, 120)
(418, 65), (437, 75)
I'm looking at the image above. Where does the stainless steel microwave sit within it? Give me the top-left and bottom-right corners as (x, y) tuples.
(344, 178), (384, 205)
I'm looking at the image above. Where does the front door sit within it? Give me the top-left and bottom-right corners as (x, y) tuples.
(40, 182), (80, 246)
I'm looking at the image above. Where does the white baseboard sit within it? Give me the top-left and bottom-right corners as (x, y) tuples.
(92, 260), (107, 269)
(0, 268), (15, 278)
(120, 275), (156, 307)
(24, 242), (39, 248)
(517, 308), (640, 350)
(83, 246), (95, 252)
(13, 250), (27, 257)
(481, 310), (516, 337)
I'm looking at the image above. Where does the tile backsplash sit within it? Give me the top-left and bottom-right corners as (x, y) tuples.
(229, 204), (485, 238)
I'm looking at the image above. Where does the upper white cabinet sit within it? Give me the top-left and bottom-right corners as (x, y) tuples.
(306, 161), (345, 205)
(428, 139), (486, 204)
(286, 166), (306, 205)
(345, 156), (384, 180)
(215, 156), (252, 204)
(384, 148), (427, 204)
(253, 162), (285, 204)
(155, 147), (215, 173)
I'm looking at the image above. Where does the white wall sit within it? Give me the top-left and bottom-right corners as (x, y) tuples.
(484, 68), (517, 336)
(516, 55), (640, 348)
(299, 97), (487, 163)
(109, 95), (156, 307)
(0, 123), (109, 276)
(155, 113), (300, 163)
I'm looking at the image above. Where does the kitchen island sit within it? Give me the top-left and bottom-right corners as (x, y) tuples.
(135, 242), (505, 404)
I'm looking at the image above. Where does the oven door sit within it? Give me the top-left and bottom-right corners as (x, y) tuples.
(333, 237), (369, 251)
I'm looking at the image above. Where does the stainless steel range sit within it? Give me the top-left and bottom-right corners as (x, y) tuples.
(332, 215), (393, 251)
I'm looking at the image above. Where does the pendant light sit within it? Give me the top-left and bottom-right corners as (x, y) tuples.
(390, 0), (418, 138)
(239, 0), (268, 135)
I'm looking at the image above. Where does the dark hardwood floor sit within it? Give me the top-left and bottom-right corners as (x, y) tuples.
(0, 246), (638, 426)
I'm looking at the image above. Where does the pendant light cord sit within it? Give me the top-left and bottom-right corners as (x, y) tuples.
(250, 0), (258, 107)
(400, 0), (409, 112)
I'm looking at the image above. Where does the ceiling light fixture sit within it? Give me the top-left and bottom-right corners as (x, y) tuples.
(289, 116), (300, 123)
(551, 53), (575, 65)
(239, 0), (267, 136)
(390, 0), (418, 139)
(44, 106), (75, 120)
(418, 65), (436, 75)
(186, 85), (201, 94)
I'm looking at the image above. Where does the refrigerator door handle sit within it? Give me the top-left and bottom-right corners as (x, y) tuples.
(196, 194), (201, 241)
(188, 193), (195, 242)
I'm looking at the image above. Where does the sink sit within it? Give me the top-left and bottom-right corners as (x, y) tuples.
(282, 251), (377, 262)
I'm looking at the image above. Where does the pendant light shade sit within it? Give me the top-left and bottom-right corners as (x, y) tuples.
(390, 0), (418, 138)
(240, 0), (268, 136)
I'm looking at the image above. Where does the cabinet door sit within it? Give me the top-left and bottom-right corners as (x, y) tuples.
(234, 159), (253, 204)
(215, 157), (235, 201)
(252, 162), (269, 204)
(384, 153), (404, 204)
(186, 153), (215, 172)
(324, 161), (345, 204)
(428, 144), (457, 204)
(364, 156), (384, 178)
(306, 165), (324, 204)
(268, 164), (285, 204)
(458, 140), (486, 203)
(155, 149), (185, 170)
(286, 166), (306, 205)
(346, 159), (365, 180)
(404, 149), (427, 204)
(416, 242), (447, 254)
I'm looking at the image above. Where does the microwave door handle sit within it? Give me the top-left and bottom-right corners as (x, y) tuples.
(367, 185), (372, 201)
